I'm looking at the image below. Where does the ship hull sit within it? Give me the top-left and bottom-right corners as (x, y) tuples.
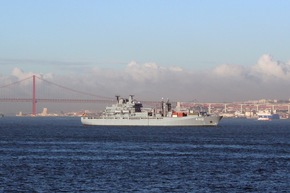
(81, 115), (223, 126)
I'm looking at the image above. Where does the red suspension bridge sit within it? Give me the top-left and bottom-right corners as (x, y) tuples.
(1, 75), (289, 117)
(0, 75), (115, 115)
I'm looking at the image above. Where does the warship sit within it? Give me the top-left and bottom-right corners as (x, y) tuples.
(81, 95), (223, 126)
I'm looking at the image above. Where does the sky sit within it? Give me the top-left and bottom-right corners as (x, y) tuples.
(1, 0), (290, 110)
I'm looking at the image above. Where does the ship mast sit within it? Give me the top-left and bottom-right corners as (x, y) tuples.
(115, 95), (120, 103)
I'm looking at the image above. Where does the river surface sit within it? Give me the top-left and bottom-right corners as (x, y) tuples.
(0, 117), (289, 192)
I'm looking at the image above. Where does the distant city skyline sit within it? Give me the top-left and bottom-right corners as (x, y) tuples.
(1, 0), (290, 112)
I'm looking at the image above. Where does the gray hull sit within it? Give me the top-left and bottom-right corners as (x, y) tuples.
(81, 115), (223, 126)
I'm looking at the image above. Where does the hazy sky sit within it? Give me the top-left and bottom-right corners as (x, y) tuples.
(1, 0), (290, 105)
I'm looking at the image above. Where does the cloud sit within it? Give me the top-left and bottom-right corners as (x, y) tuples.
(124, 61), (185, 83)
(9, 67), (54, 86)
(11, 67), (35, 80)
(250, 54), (290, 81)
(208, 54), (290, 101)
(1, 54), (290, 106)
(212, 64), (247, 78)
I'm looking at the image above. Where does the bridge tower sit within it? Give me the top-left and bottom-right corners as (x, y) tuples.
(32, 75), (36, 116)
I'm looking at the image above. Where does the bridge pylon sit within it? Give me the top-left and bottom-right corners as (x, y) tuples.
(32, 75), (36, 116)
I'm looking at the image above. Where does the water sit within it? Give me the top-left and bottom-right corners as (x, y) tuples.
(0, 117), (289, 192)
